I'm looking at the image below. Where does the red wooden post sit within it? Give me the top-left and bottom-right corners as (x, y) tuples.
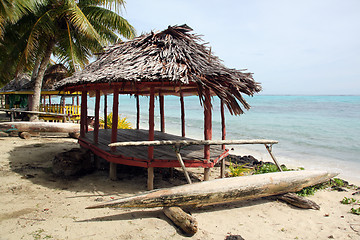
(94, 89), (100, 144)
(71, 96), (74, 105)
(221, 99), (226, 150)
(136, 94), (140, 130)
(80, 90), (87, 138)
(180, 92), (185, 137)
(111, 88), (119, 152)
(148, 87), (155, 159)
(204, 88), (212, 160)
(104, 94), (108, 129)
(49, 95), (52, 105)
(62, 96), (66, 122)
(159, 93), (165, 132)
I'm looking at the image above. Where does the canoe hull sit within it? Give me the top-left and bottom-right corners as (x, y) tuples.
(87, 170), (338, 209)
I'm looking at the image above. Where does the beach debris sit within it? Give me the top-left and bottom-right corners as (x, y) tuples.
(68, 132), (80, 139)
(52, 148), (93, 177)
(225, 235), (245, 240)
(277, 192), (320, 210)
(86, 170), (338, 209)
(19, 132), (32, 140)
(0, 131), (9, 137)
(163, 207), (198, 235)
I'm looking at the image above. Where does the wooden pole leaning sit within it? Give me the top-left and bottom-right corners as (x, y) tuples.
(175, 144), (192, 184)
(265, 144), (283, 172)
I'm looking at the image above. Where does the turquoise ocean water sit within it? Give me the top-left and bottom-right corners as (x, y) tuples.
(86, 95), (360, 181)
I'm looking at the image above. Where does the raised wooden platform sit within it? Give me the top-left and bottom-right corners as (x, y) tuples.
(79, 129), (228, 168)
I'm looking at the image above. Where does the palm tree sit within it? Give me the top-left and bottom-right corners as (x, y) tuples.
(1, 0), (135, 120)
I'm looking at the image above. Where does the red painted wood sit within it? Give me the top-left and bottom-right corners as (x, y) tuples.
(104, 94), (108, 129)
(148, 87), (155, 159)
(136, 95), (140, 130)
(80, 91), (87, 137)
(221, 99), (226, 150)
(111, 88), (119, 152)
(180, 92), (185, 137)
(94, 90), (100, 144)
(49, 95), (52, 105)
(159, 93), (165, 132)
(204, 88), (212, 160)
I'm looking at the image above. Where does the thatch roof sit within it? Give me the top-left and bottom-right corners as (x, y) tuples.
(0, 73), (30, 92)
(23, 64), (69, 90)
(55, 25), (261, 115)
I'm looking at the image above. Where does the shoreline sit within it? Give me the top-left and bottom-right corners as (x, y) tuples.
(228, 145), (360, 186)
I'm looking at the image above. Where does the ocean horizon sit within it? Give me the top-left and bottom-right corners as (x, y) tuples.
(85, 94), (360, 182)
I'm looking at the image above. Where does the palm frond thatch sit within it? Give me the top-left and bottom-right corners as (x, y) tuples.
(55, 24), (262, 115)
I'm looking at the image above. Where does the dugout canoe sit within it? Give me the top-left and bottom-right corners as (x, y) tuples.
(86, 170), (338, 209)
(0, 121), (85, 133)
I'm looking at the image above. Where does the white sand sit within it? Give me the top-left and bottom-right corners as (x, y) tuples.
(0, 135), (359, 240)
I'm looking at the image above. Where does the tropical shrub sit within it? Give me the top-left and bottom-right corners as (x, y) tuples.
(100, 113), (132, 129)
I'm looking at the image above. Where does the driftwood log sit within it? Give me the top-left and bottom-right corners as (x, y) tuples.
(86, 170), (337, 209)
(163, 207), (198, 235)
(0, 122), (84, 133)
(277, 193), (320, 210)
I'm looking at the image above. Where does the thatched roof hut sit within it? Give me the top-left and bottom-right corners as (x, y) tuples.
(55, 24), (261, 115)
(54, 25), (262, 190)
(0, 73), (31, 92)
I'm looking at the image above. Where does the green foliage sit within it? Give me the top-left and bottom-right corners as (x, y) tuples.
(297, 183), (327, 197)
(0, 0), (136, 85)
(341, 197), (357, 204)
(253, 163), (289, 174)
(228, 163), (252, 177)
(332, 178), (345, 187)
(351, 207), (360, 215)
(100, 112), (132, 129)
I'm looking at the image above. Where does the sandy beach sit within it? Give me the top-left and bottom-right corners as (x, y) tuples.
(0, 132), (359, 240)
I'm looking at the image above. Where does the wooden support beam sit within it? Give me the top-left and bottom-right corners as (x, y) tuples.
(204, 89), (212, 160)
(80, 90), (87, 138)
(265, 144), (283, 172)
(62, 96), (66, 122)
(180, 92), (185, 137)
(204, 168), (210, 181)
(111, 88), (119, 152)
(175, 145), (192, 184)
(104, 94), (107, 129)
(148, 87), (155, 159)
(109, 162), (117, 180)
(136, 94), (140, 130)
(159, 93), (165, 132)
(220, 99), (226, 178)
(94, 89), (100, 144)
(147, 167), (154, 190)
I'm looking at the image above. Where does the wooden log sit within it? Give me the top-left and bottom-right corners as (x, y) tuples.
(277, 192), (320, 210)
(86, 170), (338, 209)
(19, 132), (31, 140)
(109, 139), (278, 147)
(0, 122), (85, 133)
(163, 207), (198, 235)
(68, 132), (80, 139)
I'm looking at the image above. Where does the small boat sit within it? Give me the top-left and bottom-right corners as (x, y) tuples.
(0, 121), (83, 133)
(86, 170), (337, 209)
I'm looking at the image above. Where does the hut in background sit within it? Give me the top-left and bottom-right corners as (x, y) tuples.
(55, 25), (261, 189)
(0, 64), (81, 122)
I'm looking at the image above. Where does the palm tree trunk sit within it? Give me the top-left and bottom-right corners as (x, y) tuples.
(29, 39), (55, 121)
(31, 56), (41, 81)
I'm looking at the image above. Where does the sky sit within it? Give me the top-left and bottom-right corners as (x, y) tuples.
(122, 0), (360, 95)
